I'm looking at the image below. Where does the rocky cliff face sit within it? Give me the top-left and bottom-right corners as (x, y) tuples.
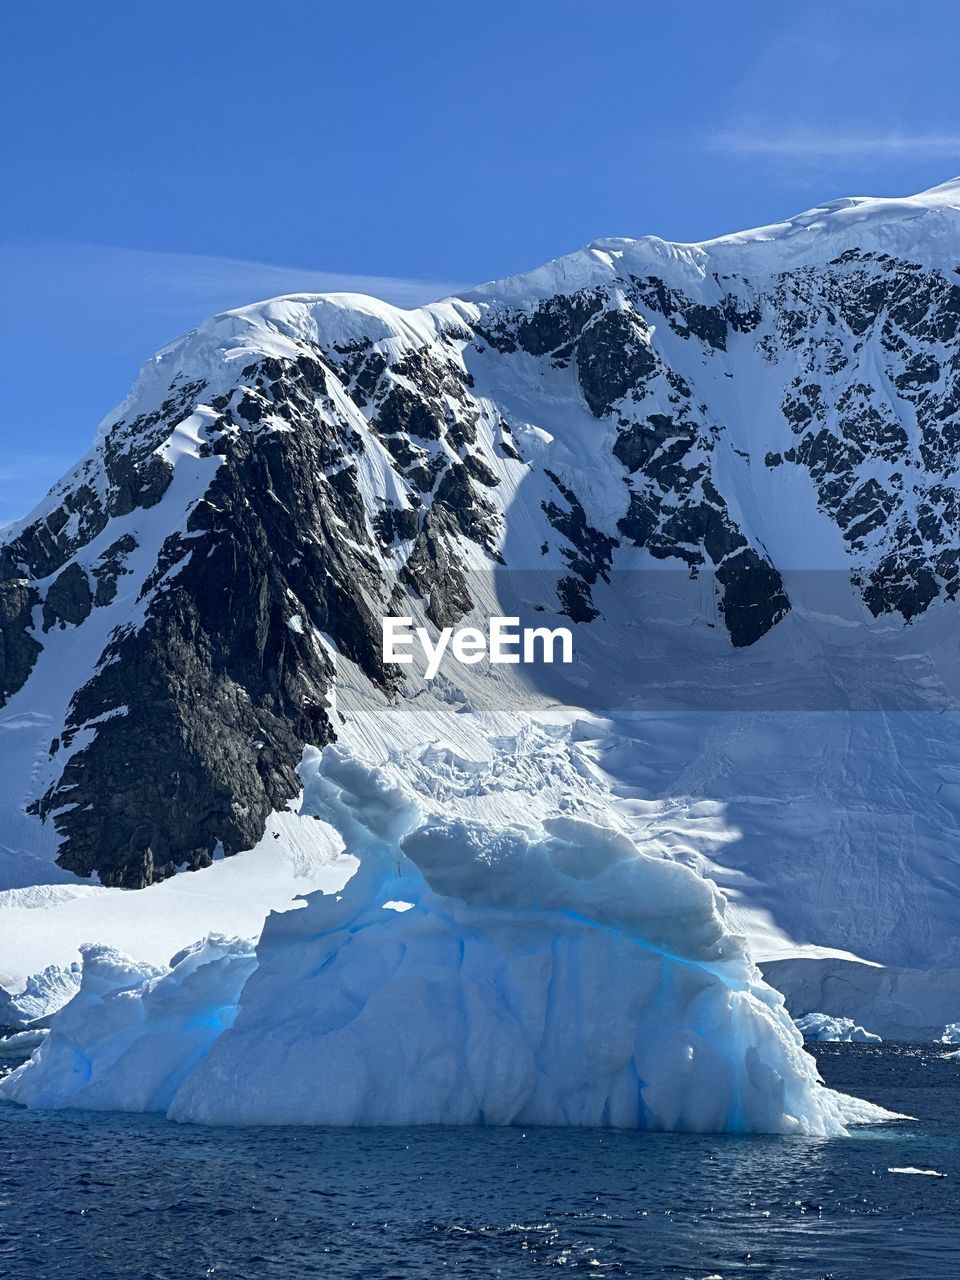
(4, 181), (960, 886)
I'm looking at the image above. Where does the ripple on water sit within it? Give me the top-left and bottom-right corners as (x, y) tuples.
(0, 1043), (958, 1278)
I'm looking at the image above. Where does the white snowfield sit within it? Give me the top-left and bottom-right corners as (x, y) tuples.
(1, 745), (893, 1135)
(0, 805), (349, 1008)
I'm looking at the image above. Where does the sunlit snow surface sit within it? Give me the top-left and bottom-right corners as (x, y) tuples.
(2, 746), (892, 1134)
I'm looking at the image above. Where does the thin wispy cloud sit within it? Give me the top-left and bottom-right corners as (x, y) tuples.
(1, 241), (465, 320)
(0, 244), (466, 530)
(711, 129), (960, 161)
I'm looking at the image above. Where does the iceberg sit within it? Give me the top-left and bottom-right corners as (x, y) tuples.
(1, 747), (892, 1134)
(0, 960), (81, 1027)
(0, 1028), (48, 1061)
(941, 1022), (960, 1044)
(794, 1012), (882, 1043)
(2, 937), (255, 1112)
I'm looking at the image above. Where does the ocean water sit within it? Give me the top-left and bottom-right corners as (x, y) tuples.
(1, 1043), (958, 1279)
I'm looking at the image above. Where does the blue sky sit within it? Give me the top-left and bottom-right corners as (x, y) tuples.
(3, 0), (960, 525)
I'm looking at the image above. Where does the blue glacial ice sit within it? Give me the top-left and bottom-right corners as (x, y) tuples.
(1, 937), (255, 1112)
(1, 747), (892, 1134)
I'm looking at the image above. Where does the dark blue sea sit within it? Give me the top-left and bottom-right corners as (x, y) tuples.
(1, 1043), (958, 1279)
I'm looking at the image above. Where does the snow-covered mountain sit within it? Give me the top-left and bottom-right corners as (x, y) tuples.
(4, 179), (960, 1039)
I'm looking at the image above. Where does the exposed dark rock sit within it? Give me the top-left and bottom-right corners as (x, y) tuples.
(92, 534), (138, 606)
(42, 563), (93, 631)
(377, 382), (444, 442)
(38, 357), (408, 886)
(716, 551), (790, 648)
(374, 505), (419, 546)
(613, 413), (686, 474)
(577, 310), (657, 416)
(617, 492), (658, 546)
(497, 429), (524, 462)
(682, 303), (727, 351)
(557, 575), (598, 623)
(630, 276), (728, 349)
(541, 471), (617, 584)
(430, 463), (502, 561)
(0, 579), (42, 705)
(516, 292), (603, 356)
(401, 516), (474, 629)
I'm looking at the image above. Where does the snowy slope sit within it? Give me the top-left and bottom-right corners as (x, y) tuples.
(3, 179), (960, 1040)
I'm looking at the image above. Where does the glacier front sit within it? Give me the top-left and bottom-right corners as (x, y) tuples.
(2, 746), (891, 1135)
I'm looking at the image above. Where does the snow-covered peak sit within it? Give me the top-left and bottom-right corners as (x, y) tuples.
(93, 293), (438, 440)
(697, 176), (960, 266)
(77, 176), (960, 456)
(465, 178), (960, 307)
